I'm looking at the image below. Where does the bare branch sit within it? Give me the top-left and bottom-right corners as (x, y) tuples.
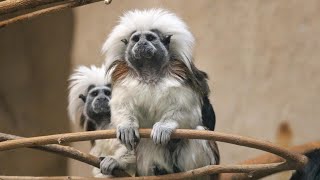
(221, 141), (320, 179)
(0, 0), (108, 28)
(0, 0), (65, 16)
(0, 132), (130, 177)
(0, 162), (286, 179)
(0, 0), (104, 16)
(0, 129), (308, 179)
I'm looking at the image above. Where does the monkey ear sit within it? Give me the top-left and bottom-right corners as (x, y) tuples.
(162, 35), (173, 45)
(87, 84), (95, 91)
(79, 94), (86, 102)
(121, 39), (128, 45)
(106, 83), (112, 88)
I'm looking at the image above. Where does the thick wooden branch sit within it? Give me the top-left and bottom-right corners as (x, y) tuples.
(0, 141), (319, 180)
(0, 129), (308, 179)
(0, 0), (110, 28)
(0, 0), (65, 16)
(0, 132), (130, 177)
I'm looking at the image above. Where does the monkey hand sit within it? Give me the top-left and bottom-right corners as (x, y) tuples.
(117, 122), (140, 150)
(100, 156), (120, 175)
(151, 121), (178, 145)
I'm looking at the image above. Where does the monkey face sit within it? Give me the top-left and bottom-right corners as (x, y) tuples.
(85, 85), (111, 122)
(124, 30), (172, 76)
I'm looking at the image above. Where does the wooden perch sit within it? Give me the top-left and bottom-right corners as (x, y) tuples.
(0, 129), (309, 179)
(221, 141), (320, 179)
(0, 0), (66, 16)
(0, 132), (130, 177)
(0, 0), (111, 28)
(0, 141), (319, 180)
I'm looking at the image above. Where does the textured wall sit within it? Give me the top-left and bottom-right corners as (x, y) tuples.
(0, 11), (73, 175)
(70, 0), (320, 178)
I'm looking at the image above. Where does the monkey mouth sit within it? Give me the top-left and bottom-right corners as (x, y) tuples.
(92, 102), (110, 114)
(93, 106), (110, 114)
(133, 46), (156, 59)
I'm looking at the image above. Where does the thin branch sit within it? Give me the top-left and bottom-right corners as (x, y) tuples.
(221, 141), (320, 179)
(0, 163), (291, 180)
(0, 0), (105, 28)
(0, 132), (130, 177)
(1, 141), (319, 180)
(0, 129), (308, 179)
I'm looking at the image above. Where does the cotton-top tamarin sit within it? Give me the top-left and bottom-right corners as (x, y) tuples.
(67, 65), (136, 177)
(102, 9), (220, 179)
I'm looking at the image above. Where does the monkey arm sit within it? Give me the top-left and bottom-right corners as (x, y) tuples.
(150, 98), (202, 145)
(110, 101), (140, 150)
(91, 139), (136, 177)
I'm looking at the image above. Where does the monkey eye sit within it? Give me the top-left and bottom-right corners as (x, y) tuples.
(131, 35), (140, 42)
(91, 91), (98, 97)
(104, 90), (111, 96)
(146, 34), (156, 41)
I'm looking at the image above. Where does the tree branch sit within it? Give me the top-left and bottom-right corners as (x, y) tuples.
(0, 132), (130, 177)
(0, 0), (111, 28)
(221, 141), (320, 179)
(0, 129), (308, 179)
(0, 0), (65, 16)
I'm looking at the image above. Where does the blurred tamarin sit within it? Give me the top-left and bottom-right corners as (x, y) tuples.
(67, 65), (135, 177)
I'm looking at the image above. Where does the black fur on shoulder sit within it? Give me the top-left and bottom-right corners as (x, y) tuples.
(290, 149), (320, 180)
(189, 63), (216, 131)
(201, 96), (216, 131)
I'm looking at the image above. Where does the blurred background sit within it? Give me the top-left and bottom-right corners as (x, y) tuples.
(0, 0), (319, 179)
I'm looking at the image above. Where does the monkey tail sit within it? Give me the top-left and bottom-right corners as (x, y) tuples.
(290, 149), (320, 180)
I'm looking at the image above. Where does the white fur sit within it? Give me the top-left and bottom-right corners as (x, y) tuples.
(135, 126), (218, 177)
(101, 9), (219, 178)
(110, 76), (202, 130)
(68, 65), (136, 177)
(68, 64), (108, 123)
(102, 8), (195, 70)
(91, 139), (136, 177)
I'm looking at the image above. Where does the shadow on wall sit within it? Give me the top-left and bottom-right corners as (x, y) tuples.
(0, 11), (74, 175)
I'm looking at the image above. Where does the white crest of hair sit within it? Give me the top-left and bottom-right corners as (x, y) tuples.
(67, 64), (109, 123)
(102, 8), (195, 70)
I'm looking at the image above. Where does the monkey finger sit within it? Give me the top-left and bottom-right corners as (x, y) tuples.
(161, 131), (168, 145)
(128, 130), (135, 148)
(155, 132), (161, 144)
(116, 128), (121, 140)
(150, 128), (157, 142)
(120, 129), (126, 144)
(125, 142), (133, 151)
(134, 128), (140, 140)
(157, 130), (164, 145)
(99, 156), (105, 161)
(100, 157), (114, 175)
(124, 128), (130, 146)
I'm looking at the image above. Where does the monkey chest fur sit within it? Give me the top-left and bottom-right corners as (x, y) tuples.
(110, 77), (203, 128)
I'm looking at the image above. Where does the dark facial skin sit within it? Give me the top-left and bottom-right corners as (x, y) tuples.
(123, 30), (172, 81)
(82, 85), (111, 126)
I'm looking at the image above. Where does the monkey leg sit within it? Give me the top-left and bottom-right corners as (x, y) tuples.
(136, 139), (174, 176)
(172, 126), (220, 180)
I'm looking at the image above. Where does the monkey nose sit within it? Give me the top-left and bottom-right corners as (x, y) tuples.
(97, 97), (107, 101)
